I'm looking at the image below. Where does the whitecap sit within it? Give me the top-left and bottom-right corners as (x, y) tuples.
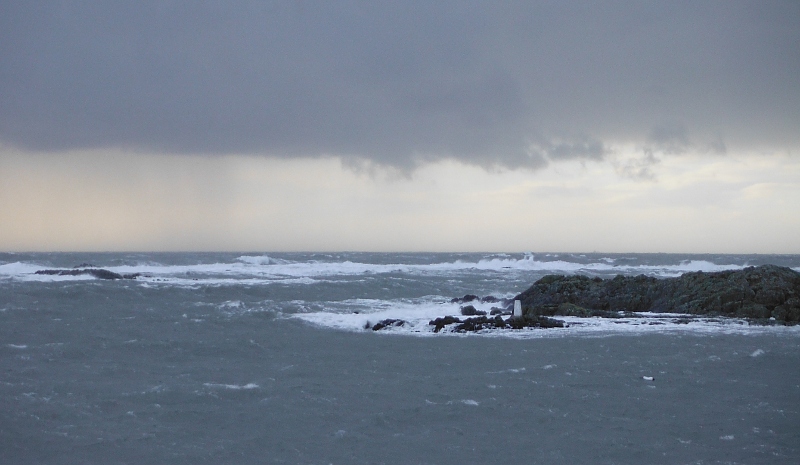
(203, 383), (259, 390)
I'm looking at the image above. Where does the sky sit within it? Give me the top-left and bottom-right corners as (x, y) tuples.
(1, 0), (799, 253)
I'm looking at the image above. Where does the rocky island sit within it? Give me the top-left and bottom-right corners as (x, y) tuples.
(515, 264), (800, 323)
(371, 264), (800, 333)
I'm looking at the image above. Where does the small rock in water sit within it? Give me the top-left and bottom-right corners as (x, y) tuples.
(371, 319), (406, 331)
(450, 294), (479, 304)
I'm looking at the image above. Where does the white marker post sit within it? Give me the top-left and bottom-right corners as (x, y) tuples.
(513, 300), (522, 317)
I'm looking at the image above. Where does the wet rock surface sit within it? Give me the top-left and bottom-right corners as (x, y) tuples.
(459, 305), (486, 316)
(427, 314), (565, 333)
(515, 264), (800, 323)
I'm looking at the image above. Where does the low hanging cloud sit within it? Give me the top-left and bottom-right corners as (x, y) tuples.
(534, 137), (609, 162)
(648, 124), (691, 155)
(1, 1), (798, 170)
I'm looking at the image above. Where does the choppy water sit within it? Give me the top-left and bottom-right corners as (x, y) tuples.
(2, 252), (799, 464)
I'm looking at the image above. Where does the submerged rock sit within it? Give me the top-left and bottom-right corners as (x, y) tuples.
(514, 264), (800, 323)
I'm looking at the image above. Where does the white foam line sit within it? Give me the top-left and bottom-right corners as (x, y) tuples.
(0, 255), (761, 282)
(203, 383), (259, 390)
(293, 310), (800, 339)
(448, 399), (479, 406)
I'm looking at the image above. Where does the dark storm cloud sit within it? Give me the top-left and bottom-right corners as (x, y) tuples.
(1, 1), (798, 168)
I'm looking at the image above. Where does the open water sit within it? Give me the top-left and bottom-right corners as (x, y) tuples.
(1, 252), (799, 464)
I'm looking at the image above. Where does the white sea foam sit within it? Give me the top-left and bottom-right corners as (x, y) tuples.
(203, 383), (259, 390)
(290, 297), (800, 339)
(292, 297), (471, 333)
(462, 256), (743, 276)
(453, 399), (479, 406)
(0, 262), (42, 275)
(236, 255), (291, 265)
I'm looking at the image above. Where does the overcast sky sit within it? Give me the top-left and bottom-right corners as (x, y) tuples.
(1, 1), (799, 252)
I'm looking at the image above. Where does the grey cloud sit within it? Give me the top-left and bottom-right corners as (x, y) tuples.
(648, 124), (690, 155)
(704, 138), (727, 155)
(539, 138), (608, 162)
(644, 124), (728, 160)
(1, 1), (798, 169)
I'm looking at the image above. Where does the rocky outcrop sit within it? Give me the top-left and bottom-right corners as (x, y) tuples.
(450, 295), (512, 306)
(34, 268), (141, 280)
(428, 314), (564, 333)
(514, 265), (800, 323)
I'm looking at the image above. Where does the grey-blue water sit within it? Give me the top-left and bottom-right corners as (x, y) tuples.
(2, 252), (799, 464)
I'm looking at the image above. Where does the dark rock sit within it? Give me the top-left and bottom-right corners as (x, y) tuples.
(450, 294), (479, 304)
(489, 308), (505, 315)
(34, 268), (137, 280)
(514, 265), (800, 323)
(480, 296), (501, 303)
(428, 314), (564, 333)
(505, 315), (565, 329)
(429, 316), (462, 333)
(460, 305), (486, 316)
(88, 269), (124, 280)
(371, 319), (406, 331)
(453, 316), (506, 332)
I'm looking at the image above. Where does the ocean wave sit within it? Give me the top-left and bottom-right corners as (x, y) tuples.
(464, 256), (744, 276)
(236, 255), (292, 265)
(0, 254), (783, 283)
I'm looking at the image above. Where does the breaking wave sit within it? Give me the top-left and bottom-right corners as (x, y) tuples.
(0, 253), (771, 284)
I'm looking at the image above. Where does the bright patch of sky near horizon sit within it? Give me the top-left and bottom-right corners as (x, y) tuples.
(2, 147), (798, 253)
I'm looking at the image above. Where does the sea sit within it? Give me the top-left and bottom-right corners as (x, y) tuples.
(1, 252), (799, 464)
